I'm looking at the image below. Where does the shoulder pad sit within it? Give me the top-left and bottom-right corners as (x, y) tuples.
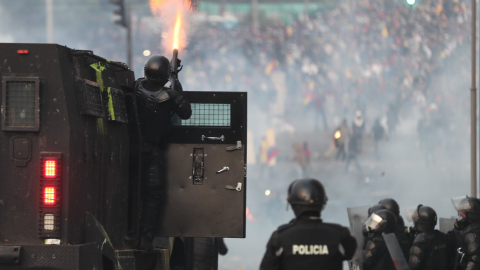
(277, 219), (296, 233)
(466, 233), (477, 244)
(467, 223), (480, 233)
(465, 233), (480, 254)
(414, 233), (427, 243)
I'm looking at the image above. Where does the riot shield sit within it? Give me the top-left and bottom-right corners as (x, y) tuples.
(158, 92), (247, 238)
(347, 206), (370, 270)
(439, 217), (456, 233)
(382, 233), (411, 270)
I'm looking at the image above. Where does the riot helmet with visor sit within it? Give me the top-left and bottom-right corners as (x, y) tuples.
(451, 195), (480, 225)
(364, 209), (397, 235)
(378, 198), (400, 218)
(405, 204), (437, 232)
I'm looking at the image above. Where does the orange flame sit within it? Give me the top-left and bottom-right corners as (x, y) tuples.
(334, 130), (341, 139)
(173, 10), (181, 50)
(149, 0), (195, 53)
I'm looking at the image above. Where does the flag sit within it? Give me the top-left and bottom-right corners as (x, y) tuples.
(267, 146), (279, 164)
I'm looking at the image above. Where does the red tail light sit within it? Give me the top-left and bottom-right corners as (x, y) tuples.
(44, 187), (56, 205)
(17, 50), (29, 55)
(39, 153), (62, 238)
(45, 160), (56, 178)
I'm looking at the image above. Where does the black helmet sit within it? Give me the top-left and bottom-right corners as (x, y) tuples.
(287, 179), (327, 217)
(452, 195), (480, 223)
(406, 205), (437, 232)
(365, 209), (397, 234)
(368, 204), (387, 217)
(144, 55), (171, 85)
(378, 198), (400, 218)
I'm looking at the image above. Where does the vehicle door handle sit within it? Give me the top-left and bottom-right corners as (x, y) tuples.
(217, 167), (229, 174)
(225, 182), (242, 192)
(202, 135), (224, 141)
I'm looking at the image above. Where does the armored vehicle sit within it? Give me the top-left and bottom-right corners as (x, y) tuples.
(0, 43), (247, 270)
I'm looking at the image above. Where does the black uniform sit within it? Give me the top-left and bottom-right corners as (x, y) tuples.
(409, 230), (449, 270)
(259, 215), (357, 270)
(455, 223), (480, 270)
(363, 235), (396, 270)
(135, 78), (192, 231)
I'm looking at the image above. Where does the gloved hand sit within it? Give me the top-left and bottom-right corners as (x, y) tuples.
(171, 58), (182, 73)
(167, 89), (184, 106)
(173, 78), (184, 93)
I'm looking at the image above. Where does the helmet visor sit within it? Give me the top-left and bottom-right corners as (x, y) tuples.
(365, 213), (385, 230)
(452, 196), (471, 212)
(405, 206), (419, 223)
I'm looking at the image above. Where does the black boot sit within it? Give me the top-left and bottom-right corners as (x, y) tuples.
(137, 228), (154, 251)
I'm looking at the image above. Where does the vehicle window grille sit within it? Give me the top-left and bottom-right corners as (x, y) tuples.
(76, 79), (105, 118)
(172, 103), (230, 127)
(109, 87), (128, 123)
(1, 77), (40, 132)
(5, 81), (36, 128)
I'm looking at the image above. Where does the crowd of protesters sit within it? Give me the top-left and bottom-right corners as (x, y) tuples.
(175, 0), (469, 123)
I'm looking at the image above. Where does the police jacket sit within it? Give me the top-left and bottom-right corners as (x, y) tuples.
(362, 235), (396, 270)
(259, 215), (357, 270)
(408, 230), (449, 270)
(456, 222), (480, 270)
(134, 78), (191, 148)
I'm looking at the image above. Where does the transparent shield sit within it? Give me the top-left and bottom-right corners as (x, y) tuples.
(452, 196), (471, 212)
(382, 233), (410, 270)
(347, 206), (370, 231)
(405, 205), (420, 223)
(405, 206), (416, 222)
(439, 217), (456, 233)
(365, 213), (385, 230)
(347, 206), (370, 269)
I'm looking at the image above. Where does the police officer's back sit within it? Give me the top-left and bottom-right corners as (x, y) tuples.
(362, 209), (398, 270)
(406, 205), (449, 270)
(259, 179), (357, 270)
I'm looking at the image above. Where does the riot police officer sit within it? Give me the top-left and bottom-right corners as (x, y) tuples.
(406, 205), (449, 270)
(378, 198), (414, 260)
(450, 195), (480, 269)
(362, 209), (398, 270)
(259, 179), (357, 270)
(362, 204), (387, 248)
(135, 55), (192, 249)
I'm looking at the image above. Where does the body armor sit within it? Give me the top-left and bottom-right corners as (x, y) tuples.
(409, 230), (449, 270)
(363, 235), (396, 270)
(135, 78), (191, 147)
(456, 223), (480, 270)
